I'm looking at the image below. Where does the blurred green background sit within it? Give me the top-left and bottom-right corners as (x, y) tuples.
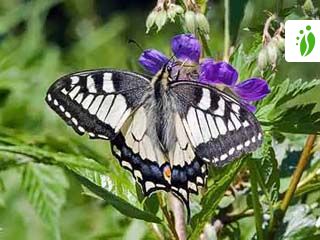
(0, 0), (319, 239)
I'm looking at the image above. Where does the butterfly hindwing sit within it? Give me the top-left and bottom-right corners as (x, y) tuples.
(111, 108), (208, 208)
(170, 81), (263, 166)
(46, 69), (151, 140)
(111, 107), (170, 195)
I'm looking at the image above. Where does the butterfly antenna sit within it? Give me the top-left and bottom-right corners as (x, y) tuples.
(128, 39), (144, 52)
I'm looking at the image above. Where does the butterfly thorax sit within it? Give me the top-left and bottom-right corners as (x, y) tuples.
(147, 68), (176, 154)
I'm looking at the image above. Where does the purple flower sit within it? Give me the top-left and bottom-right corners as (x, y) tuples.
(139, 34), (201, 74)
(171, 34), (201, 63)
(199, 60), (270, 112)
(138, 33), (270, 112)
(139, 49), (169, 74)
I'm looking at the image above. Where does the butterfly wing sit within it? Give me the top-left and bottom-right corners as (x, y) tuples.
(169, 81), (263, 167)
(169, 113), (207, 196)
(111, 107), (207, 214)
(46, 69), (151, 140)
(111, 106), (170, 195)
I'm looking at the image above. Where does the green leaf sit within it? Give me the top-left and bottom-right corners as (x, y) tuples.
(257, 78), (320, 134)
(0, 88), (10, 107)
(72, 166), (141, 207)
(252, 133), (280, 202)
(272, 104), (320, 134)
(71, 171), (162, 223)
(0, 145), (107, 173)
(0, 176), (4, 207)
(189, 158), (245, 239)
(21, 163), (69, 240)
(229, 0), (249, 44)
(295, 182), (320, 198)
(275, 79), (320, 107)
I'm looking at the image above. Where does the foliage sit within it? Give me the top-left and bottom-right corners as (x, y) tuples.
(0, 0), (320, 240)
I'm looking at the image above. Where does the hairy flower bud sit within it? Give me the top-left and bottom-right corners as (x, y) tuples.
(302, 0), (316, 16)
(275, 35), (284, 51)
(155, 9), (167, 32)
(184, 10), (197, 33)
(146, 10), (158, 33)
(167, 4), (184, 22)
(195, 12), (210, 35)
(267, 39), (279, 67)
(257, 47), (268, 70)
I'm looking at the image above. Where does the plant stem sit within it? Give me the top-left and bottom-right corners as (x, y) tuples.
(222, 209), (254, 224)
(150, 223), (165, 240)
(169, 194), (187, 240)
(158, 193), (180, 240)
(223, 0), (230, 61)
(280, 134), (316, 213)
(248, 160), (265, 240)
(199, 33), (212, 57)
(269, 134), (317, 238)
(276, 0), (283, 15)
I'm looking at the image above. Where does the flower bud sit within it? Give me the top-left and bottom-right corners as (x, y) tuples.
(155, 9), (167, 32)
(184, 10), (197, 33)
(275, 35), (284, 51)
(167, 4), (184, 22)
(146, 10), (157, 33)
(303, 0), (315, 16)
(195, 12), (210, 35)
(267, 39), (279, 66)
(257, 47), (268, 70)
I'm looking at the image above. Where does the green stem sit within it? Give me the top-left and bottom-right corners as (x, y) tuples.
(276, 0), (283, 15)
(157, 193), (180, 240)
(224, 0), (230, 61)
(248, 160), (265, 240)
(268, 134), (316, 238)
(199, 33), (212, 57)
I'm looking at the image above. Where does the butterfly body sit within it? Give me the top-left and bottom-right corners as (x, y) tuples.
(46, 67), (262, 212)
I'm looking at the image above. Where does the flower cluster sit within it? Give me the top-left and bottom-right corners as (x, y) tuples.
(146, 0), (209, 36)
(139, 34), (270, 112)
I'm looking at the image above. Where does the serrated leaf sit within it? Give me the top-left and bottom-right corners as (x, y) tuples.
(257, 78), (320, 116)
(273, 104), (320, 134)
(257, 78), (320, 134)
(0, 144), (107, 173)
(72, 167), (140, 207)
(189, 158), (245, 240)
(276, 79), (320, 106)
(252, 133), (279, 202)
(71, 171), (162, 223)
(21, 163), (69, 240)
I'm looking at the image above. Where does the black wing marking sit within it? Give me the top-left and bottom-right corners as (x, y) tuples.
(111, 106), (170, 195)
(46, 69), (151, 140)
(169, 114), (208, 201)
(169, 81), (263, 167)
(111, 108), (207, 216)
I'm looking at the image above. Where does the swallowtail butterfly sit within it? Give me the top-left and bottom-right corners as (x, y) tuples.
(46, 66), (263, 213)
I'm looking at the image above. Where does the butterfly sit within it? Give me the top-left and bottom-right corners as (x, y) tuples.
(46, 65), (263, 214)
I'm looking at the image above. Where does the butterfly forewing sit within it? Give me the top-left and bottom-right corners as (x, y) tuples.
(46, 69), (151, 140)
(169, 81), (263, 166)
